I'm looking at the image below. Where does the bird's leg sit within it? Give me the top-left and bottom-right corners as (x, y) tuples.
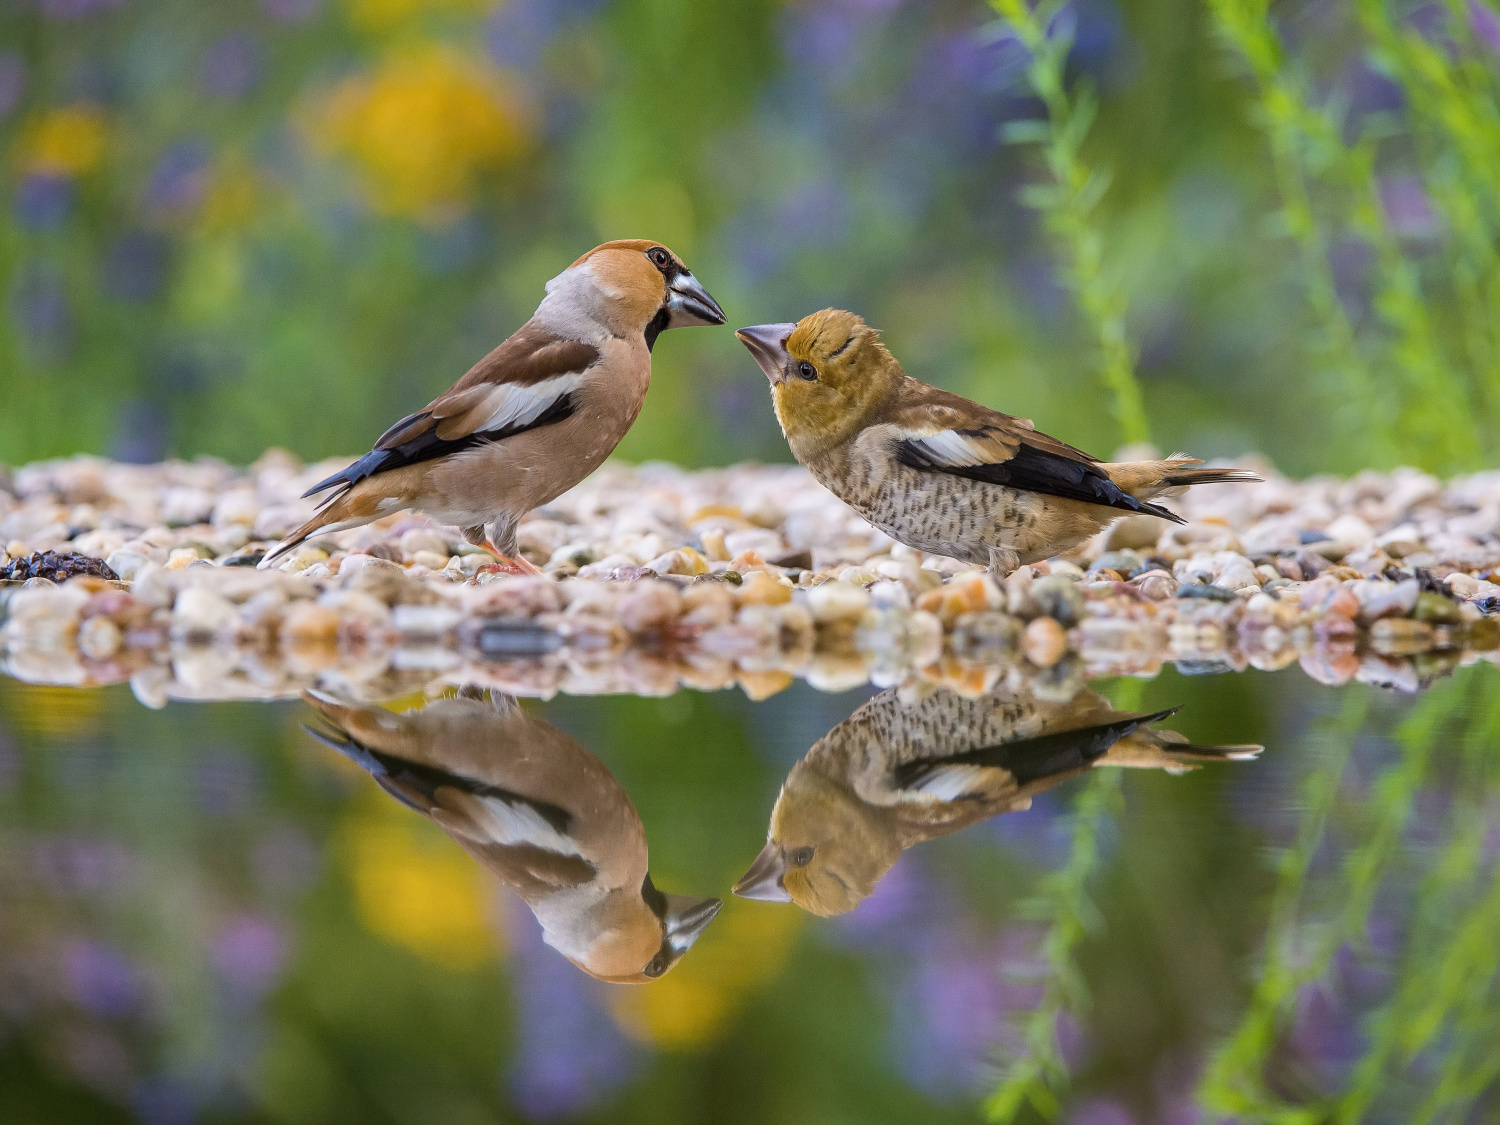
(469, 517), (544, 578)
(986, 546), (1020, 580)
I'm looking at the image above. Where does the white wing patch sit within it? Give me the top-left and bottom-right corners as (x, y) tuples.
(442, 792), (583, 856)
(907, 764), (990, 802)
(903, 430), (990, 468)
(469, 372), (584, 434)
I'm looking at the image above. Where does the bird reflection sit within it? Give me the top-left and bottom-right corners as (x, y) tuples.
(303, 688), (721, 982)
(734, 682), (1262, 916)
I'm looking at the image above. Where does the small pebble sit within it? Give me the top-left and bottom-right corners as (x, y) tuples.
(1022, 616), (1067, 668)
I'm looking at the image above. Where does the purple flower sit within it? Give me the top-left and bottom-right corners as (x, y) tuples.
(260, 0), (320, 22)
(776, 177), (852, 248)
(8, 265), (71, 356)
(486, 0), (563, 70)
(145, 140), (211, 217)
(0, 53), (25, 117)
(39, 0), (126, 18)
(65, 939), (145, 1018)
(211, 915), (289, 1000)
(894, 938), (1015, 1093)
(131, 1078), (199, 1125)
(1287, 981), (1364, 1089)
(1471, 0), (1500, 52)
(988, 786), (1075, 867)
(31, 836), (134, 897)
(101, 232), (170, 303)
(1379, 174), (1439, 238)
(201, 32), (264, 100)
(15, 174), (74, 231)
(109, 398), (170, 464)
(831, 851), (935, 950)
(1067, 1098), (1137, 1125)
(505, 908), (638, 1119)
(195, 749), (260, 817)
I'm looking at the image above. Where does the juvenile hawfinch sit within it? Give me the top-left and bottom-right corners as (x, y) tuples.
(734, 680), (1260, 917)
(737, 310), (1259, 575)
(262, 241), (725, 571)
(304, 688), (722, 982)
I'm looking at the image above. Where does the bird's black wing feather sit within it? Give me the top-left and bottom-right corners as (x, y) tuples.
(302, 394), (577, 499)
(303, 724), (573, 833)
(893, 706), (1184, 791)
(895, 436), (1185, 524)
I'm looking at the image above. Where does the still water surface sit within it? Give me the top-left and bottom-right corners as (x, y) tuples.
(1, 661), (1496, 1123)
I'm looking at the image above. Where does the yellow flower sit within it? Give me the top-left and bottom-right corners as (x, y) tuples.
(342, 796), (502, 969)
(610, 898), (802, 1049)
(312, 45), (527, 218)
(15, 105), (108, 177)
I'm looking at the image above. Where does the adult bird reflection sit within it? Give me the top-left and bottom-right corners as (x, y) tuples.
(734, 682), (1261, 916)
(303, 688), (721, 982)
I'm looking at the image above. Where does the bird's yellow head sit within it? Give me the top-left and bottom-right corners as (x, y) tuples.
(732, 763), (902, 917)
(736, 309), (903, 460)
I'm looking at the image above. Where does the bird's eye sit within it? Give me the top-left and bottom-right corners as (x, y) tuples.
(648, 247), (671, 268)
(790, 846), (814, 867)
(797, 362), (817, 381)
(644, 952), (669, 978)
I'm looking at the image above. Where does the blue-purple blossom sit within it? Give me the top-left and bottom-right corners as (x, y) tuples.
(65, 938), (146, 1018)
(0, 53), (24, 117)
(1379, 174), (1439, 239)
(8, 265), (72, 355)
(201, 32), (265, 100)
(505, 908), (638, 1119)
(40, 0), (126, 19)
(1471, 0), (1500, 51)
(260, 0), (320, 23)
(101, 232), (170, 302)
(15, 174), (74, 231)
(145, 141), (212, 217)
(1066, 1098), (1137, 1125)
(211, 914), (288, 1000)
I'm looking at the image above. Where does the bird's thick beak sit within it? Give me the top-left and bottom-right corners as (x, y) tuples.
(666, 272), (726, 328)
(663, 894), (723, 953)
(733, 841), (792, 902)
(735, 323), (797, 385)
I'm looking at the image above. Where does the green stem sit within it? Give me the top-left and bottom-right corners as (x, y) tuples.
(991, 0), (1151, 447)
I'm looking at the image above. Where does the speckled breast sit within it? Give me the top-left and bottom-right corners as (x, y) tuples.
(807, 446), (1042, 566)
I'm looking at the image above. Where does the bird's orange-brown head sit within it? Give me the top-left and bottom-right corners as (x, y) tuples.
(736, 309), (903, 461)
(559, 240), (725, 347)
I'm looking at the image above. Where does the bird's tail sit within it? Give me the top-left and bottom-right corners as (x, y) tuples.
(1104, 729), (1263, 774)
(257, 487), (382, 569)
(1102, 455), (1262, 501)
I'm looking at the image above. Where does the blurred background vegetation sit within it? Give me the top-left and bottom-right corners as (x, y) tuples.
(3, 0), (1499, 479)
(5, 1), (1500, 1123)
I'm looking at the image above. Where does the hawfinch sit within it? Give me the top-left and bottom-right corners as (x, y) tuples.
(737, 310), (1259, 575)
(734, 680), (1260, 917)
(262, 241), (725, 571)
(304, 688), (722, 982)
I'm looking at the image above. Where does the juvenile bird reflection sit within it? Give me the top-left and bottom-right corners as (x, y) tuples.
(734, 682), (1262, 916)
(303, 688), (721, 982)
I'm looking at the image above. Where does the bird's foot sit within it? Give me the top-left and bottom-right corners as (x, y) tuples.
(471, 555), (544, 581)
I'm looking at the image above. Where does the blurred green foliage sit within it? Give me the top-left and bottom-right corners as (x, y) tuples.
(3, 0), (1499, 477)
